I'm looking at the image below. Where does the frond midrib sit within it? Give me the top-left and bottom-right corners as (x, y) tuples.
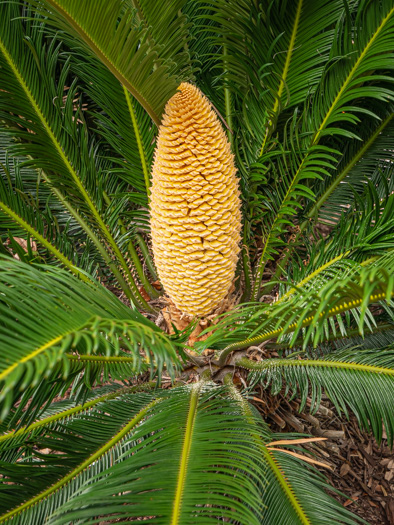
(0, 199), (87, 281)
(278, 253), (379, 304)
(0, 384), (153, 445)
(170, 383), (200, 525)
(263, 447), (311, 525)
(123, 85), (151, 194)
(0, 334), (65, 382)
(228, 382), (309, 524)
(238, 357), (394, 376)
(0, 32), (150, 309)
(310, 113), (394, 216)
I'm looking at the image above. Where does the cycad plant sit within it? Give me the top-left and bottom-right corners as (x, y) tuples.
(0, 0), (393, 523)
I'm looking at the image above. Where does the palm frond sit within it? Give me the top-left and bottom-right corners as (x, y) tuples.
(318, 113), (394, 223)
(310, 2), (394, 143)
(0, 5), (153, 308)
(0, 384), (151, 461)
(0, 384), (268, 524)
(0, 151), (106, 276)
(311, 111), (394, 223)
(231, 382), (361, 525)
(251, 138), (339, 299)
(67, 44), (156, 197)
(241, 345), (394, 446)
(34, 0), (195, 124)
(261, 447), (363, 524)
(251, 2), (394, 294)
(0, 161), (88, 280)
(281, 188), (394, 296)
(197, 251), (394, 354)
(0, 257), (180, 421)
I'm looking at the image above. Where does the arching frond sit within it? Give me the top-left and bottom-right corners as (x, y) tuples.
(281, 188), (394, 296)
(0, 151), (106, 276)
(313, 111), (394, 223)
(0, 384), (268, 524)
(251, 1), (394, 295)
(0, 4), (152, 308)
(34, 0), (195, 124)
(0, 257), (180, 421)
(261, 447), (362, 525)
(197, 251), (394, 353)
(241, 345), (394, 446)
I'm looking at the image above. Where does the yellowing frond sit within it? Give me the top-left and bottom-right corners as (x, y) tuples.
(150, 83), (241, 316)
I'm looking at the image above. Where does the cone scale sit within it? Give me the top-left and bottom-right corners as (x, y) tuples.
(150, 83), (241, 317)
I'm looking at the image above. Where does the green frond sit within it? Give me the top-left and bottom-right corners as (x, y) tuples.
(0, 164), (87, 280)
(67, 48), (156, 199)
(251, 141), (339, 299)
(261, 447), (363, 524)
(312, 111), (394, 223)
(240, 346), (394, 446)
(256, 0), (346, 155)
(0, 384), (269, 524)
(0, 147), (112, 277)
(0, 257), (179, 421)
(250, 1), (394, 286)
(35, 0), (195, 124)
(0, 4), (153, 308)
(0, 390), (160, 519)
(281, 190), (394, 299)
(197, 251), (394, 354)
(0, 384), (149, 454)
(230, 381), (360, 525)
(311, 3), (394, 143)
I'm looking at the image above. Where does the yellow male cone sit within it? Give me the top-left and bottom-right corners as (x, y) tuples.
(150, 83), (241, 317)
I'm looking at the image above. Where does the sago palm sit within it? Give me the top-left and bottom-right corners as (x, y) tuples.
(0, 1), (393, 523)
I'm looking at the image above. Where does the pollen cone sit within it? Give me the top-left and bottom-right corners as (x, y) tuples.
(149, 83), (241, 317)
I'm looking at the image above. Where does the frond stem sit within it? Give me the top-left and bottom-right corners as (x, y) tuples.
(135, 233), (159, 281)
(0, 200), (87, 282)
(223, 44), (233, 148)
(265, 322), (394, 351)
(0, 35), (147, 309)
(262, 447), (311, 525)
(309, 113), (394, 216)
(312, 7), (394, 145)
(277, 251), (351, 303)
(44, 0), (161, 125)
(0, 334), (63, 383)
(46, 180), (135, 297)
(227, 382), (307, 523)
